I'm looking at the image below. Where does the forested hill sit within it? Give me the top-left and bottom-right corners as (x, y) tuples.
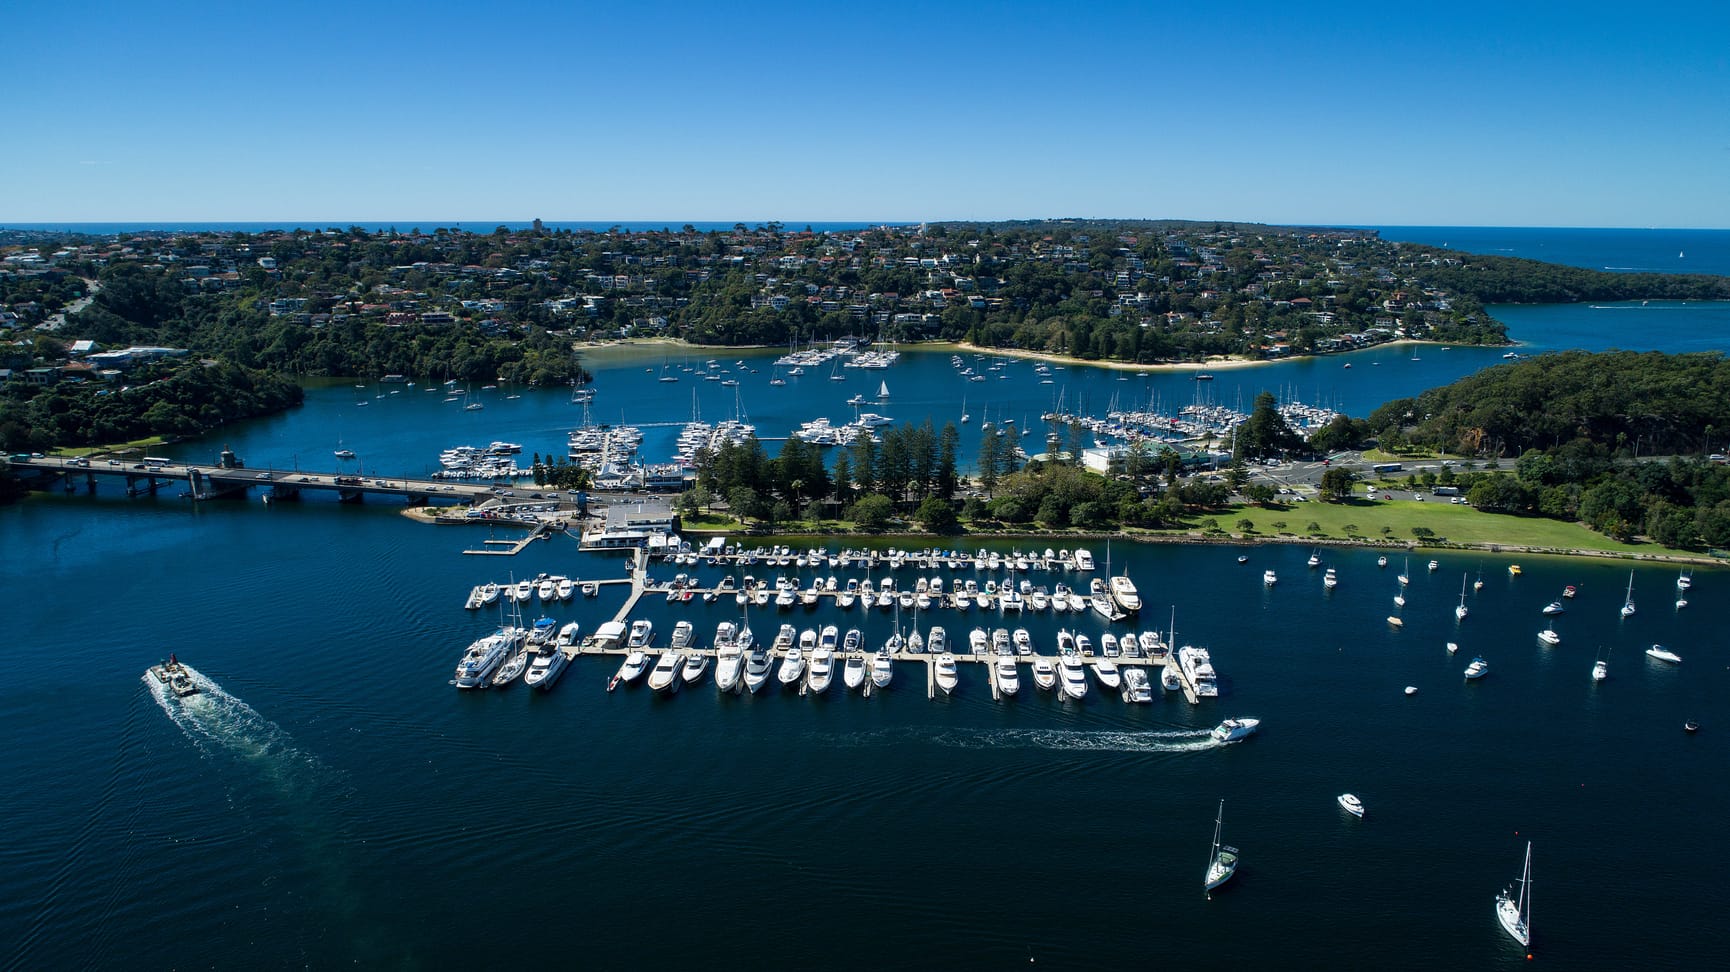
(1404, 246), (1730, 304)
(1371, 350), (1730, 458)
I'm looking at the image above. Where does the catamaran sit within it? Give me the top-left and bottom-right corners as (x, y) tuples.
(1495, 841), (1533, 948)
(1205, 799), (1239, 894)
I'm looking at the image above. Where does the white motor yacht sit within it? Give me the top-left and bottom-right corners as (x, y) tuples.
(1263, 569), (1278, 587)
(934, 653), (959, 695)
(1464, 656), (1489, 679)
(613, 650), (650, 686)
(1121, 667), (1153, 703)
(1012, 628), (1032, 655)
(843, 652), (867, 690)
(522, 642), (569, 691)
(627, 619), (654, 649)
(1537, 625), (1560, 646)
(681, 650), (710, 686)
(926, 626), (947, 655)
(870, 651), (894, 688)
(1211, 718), (1261, 742)
(807, 646), (834, 694)
(556, 621), (581, 647)
(1337, 793), (1365, 818)
(1091, 656), (1122, 690)
(453, 631), (511, 688)
(648, 651), (683, 693)
(555, 577), (575, 601)
(1058, 653), (1089, 700)
(778, 645), (806, 686)
(743, 643), (774, 693)
(1074, 548), (1095, 570)
(1161, 665), (1182, 692)
(1031, 657), (1057, 691)
(994, 657), (1020, 696)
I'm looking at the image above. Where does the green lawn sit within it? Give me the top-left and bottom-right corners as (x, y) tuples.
(1221, 497), (1691, 557)
(50, 437), (170, 458)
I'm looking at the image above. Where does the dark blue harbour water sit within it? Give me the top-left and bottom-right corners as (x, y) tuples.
(5, 230), (1730, 968)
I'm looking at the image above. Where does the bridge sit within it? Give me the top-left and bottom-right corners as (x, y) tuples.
(8, 454), (494, 505)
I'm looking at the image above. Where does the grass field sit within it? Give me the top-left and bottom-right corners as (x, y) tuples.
(1217, 497), (1689, 557)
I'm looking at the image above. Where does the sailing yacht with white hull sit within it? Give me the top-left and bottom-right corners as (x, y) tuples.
(1205, 799), (1239, 894)
(1495, 842), (1532, 948)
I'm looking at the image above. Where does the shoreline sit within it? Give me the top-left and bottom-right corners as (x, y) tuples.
(674, 523), (1719, 568)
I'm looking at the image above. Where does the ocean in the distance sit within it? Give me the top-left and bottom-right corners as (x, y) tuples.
(1373, 226), (1730, 278)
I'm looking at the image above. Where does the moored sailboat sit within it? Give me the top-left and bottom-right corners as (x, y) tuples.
(1495, 841), (1533, 948)
(1204, 799), (1239, 894)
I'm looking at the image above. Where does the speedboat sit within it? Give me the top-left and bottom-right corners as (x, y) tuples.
(627, 619), (654, 649)
(1337, 793), (1365, 818)
(1263, 569), (1277, 587)
(556, 621), (581, 647)
(1537, 626), (1560, 646)
(555, 577), (575, 601)
(870, 651), (894, 689)
(648, 651), (683, 693)
(1646, 644), (1682, 664)
(1091, 656), (1121, 690)
(807, 646), (834, 694)
(1323, 568), (1338, 589)
(1542, 601), (1565, 616)
(1121, 667), (1153, 703)
(934, 653), (959, 695)
(1508, 564), (1522, 577)
(1592, 658), (1608, 682)
(1464, 656), (1489, 679)
(1161, 665), (1182, 692)
(1211, 718), (1261, 742)
(1428, 559), (1439, 572)
(1563, 584), (1578, 598)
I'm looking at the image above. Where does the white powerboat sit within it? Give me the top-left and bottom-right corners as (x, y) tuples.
(778, 644), (806, 686)
(1324, 568), (1338, 590)
(843, 652), (867, 690)
(870, 650), (894, 688)
(926, 626), (947, 655)
(1263, 569), (1277, 587)
(1109, 573), (1141, 613)
(1121, 667), (1153, 703)
(1091, 657), (1121, 690)
(714, 621), (742, 692)
(994, 657), (1019, 696)
(681, 650), (710, 686)
(1464, 656), (1489, 679)
(934, 653), (958, 695)
(1337, 793), (1365, 818)
(648, 650), (683, 693)
(1074, 548), (1095, 570)
(743, 642), (774, 693)
(1031, 657), (1057, 691)
(1537, 625), (1560, 646)
(1211, 718), (1261, 742)
(1058, 652), (1089, 700)
(1161, 665), (1182, 692)
(523, 642), (569, 691)
(1178, 646), (1218, 697)
(613, 650), (650, 686)
(807, 646), (834, 694)
(1646, 644), (1682, 664)
(627, 619), (654, 649)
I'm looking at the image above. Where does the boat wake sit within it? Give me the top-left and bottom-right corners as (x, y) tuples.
(143, 665), (316, 773)
(817, 725), (1224, 754)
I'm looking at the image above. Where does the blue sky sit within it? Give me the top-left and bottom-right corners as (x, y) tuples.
(4, 0), (1727, 227)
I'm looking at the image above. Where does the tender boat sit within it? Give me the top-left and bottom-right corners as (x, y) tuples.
(1464, 656), (1489, 679)
(1377, 555), (1388, 568)
(147, 657), (199, 698)
(1646, 644), (1682, 664)
(1563, 584), (1578, 598)
(648, 650), (683, 693)
(1337, 793), (1365, 818)
(1495, 842), (1533, 948)
(1204, 800), (1239, 893)
(1211, 718), (1261, 743)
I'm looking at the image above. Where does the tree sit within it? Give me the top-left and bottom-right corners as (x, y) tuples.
(915, 497), (960, 534)
(1319, 466), (1358, 502)
(1235, 518), (1255, 532)
(1244, 483), (1277, 506)
(726, 485), (761, 525)
(847, 493), (895, 532)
